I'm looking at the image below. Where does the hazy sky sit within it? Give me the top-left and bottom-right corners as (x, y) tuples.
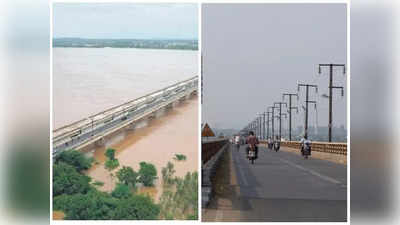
(202, 4), (347, 131)
(53, 3), (198, 39)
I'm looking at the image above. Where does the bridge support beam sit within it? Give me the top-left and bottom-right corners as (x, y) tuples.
(94, 137), (106, 147)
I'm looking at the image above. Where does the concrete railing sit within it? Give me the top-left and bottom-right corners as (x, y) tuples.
(260, 140), (347, 155)
(202, 138), (228, 164)
(202, 138), (229, 208)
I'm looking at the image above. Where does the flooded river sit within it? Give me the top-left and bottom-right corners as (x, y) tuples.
(53, 47), (198, 129)
(53, 47), (198, 202)
(85, 97), (198, 201)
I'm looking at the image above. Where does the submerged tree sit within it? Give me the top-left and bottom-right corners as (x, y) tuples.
(116, 166), (138, 188)
(138, 162), (157, 187)
(104, 148), (119, 171)
(161, 161), (175, 186)
(105, 148), (116, 160)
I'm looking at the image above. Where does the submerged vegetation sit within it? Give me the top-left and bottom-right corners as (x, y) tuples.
(53, 150), (197, 220)
(116, 166), (138, 188)
(159, 161), (198, 220)
(138, 162), (158, 187)
(174, 154), (187, 161)
(53, 150), (159, 220)
(104, 148), (120, 170)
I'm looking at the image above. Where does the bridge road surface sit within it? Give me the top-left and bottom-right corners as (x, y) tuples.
(202, 145), (347, 222)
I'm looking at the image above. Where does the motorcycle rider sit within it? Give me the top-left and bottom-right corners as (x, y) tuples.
(267, 137), (272, 149)
(300, 135), (311, 155)
(234, 135), (241, 150)
(246, 131), (259, 159)
(274, 135), (281, 150)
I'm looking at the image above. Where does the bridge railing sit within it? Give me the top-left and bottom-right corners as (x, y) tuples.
(260, 140), (347, 155)
(202, 138), (229, 208)
(202, 138), (228, 164)
(53, 76), (198, 153)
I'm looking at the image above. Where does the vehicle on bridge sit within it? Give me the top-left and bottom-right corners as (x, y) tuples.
(248, 147), (256, 164)
(301, 139), (312, 159)
(273, 136), (281, 152)
(267, 138), (273, 150)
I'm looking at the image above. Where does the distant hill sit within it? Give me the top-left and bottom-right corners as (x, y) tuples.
(53, 38), (198, 50)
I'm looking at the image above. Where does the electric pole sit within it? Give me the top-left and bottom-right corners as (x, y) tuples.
(259, 115), (262, 138)
(266, 110), (273, 139)
(274, 102), (288, 139)
(318, 64), (346, 142)
(261, 112), (266, 140)
(268, 106), (277, 139)
(278, 113), (288, 139)
(283, 93), (299, 141)
(298, 83), (318, 139)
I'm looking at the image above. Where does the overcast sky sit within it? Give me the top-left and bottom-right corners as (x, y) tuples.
(53, 3), (198, 39)
(202, 3), (347, 131)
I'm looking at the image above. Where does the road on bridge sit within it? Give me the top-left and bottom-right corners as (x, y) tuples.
(202, 144), (347, 222)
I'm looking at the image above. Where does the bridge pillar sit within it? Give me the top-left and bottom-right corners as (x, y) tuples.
(165, 102), (174, 110)
(95, 137), (106, 147)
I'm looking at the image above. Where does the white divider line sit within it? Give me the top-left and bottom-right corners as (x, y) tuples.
(279, 158), (342, 185)
(233, 148), (249, 186)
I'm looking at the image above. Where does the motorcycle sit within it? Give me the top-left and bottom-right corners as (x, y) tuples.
(274, 141), (280, 152)
(268, 141), (273, 150)
(302, 142), (311, 159)
(248, 148), (256, 164)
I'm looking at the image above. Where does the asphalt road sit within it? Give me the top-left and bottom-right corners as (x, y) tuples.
(203, 144), (347, 222)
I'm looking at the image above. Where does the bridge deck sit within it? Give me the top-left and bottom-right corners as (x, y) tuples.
(52, 76), (198, 155)
(202, 144), (347, 222)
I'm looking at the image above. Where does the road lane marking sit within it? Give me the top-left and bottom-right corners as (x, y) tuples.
(279, 158), (342, 185)
(233, 149), (249, 186)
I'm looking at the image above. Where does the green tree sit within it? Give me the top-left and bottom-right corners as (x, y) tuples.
(138, 162), (157, 187)
(161, 161), (175, 186)
(111, 183), (132, 199)
(111, 195), (160, 220)
(53, 162), (91, 197)
(56, 150), (92, 171)
(105, 148), (116, 160)
(174, 154), (187, 161)
(104, 159), (119, 171)
(116, 166), (138, 188)
(53, 190), (116, 220)
(158, 171), (198, 219)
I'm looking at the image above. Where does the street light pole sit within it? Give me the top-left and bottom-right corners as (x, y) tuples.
(283, 93), (299, 141)
(318, 64), (346, 142)
(266, 110), (272, 139)
(274, 102), (288, 139)
(298, 83), (318, 139)
(268, 106), (277, 139)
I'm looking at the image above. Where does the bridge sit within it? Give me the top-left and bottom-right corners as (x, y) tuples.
(52, 76), (198, 156)
(202, 138), (347, 222)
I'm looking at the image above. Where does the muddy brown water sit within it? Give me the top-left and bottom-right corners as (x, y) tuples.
(84, 97), (198, 202)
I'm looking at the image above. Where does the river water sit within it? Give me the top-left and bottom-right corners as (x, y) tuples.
(53, 47), (197, 129)
(53, 47), (198, 202)
(85, 97), (198, 201)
